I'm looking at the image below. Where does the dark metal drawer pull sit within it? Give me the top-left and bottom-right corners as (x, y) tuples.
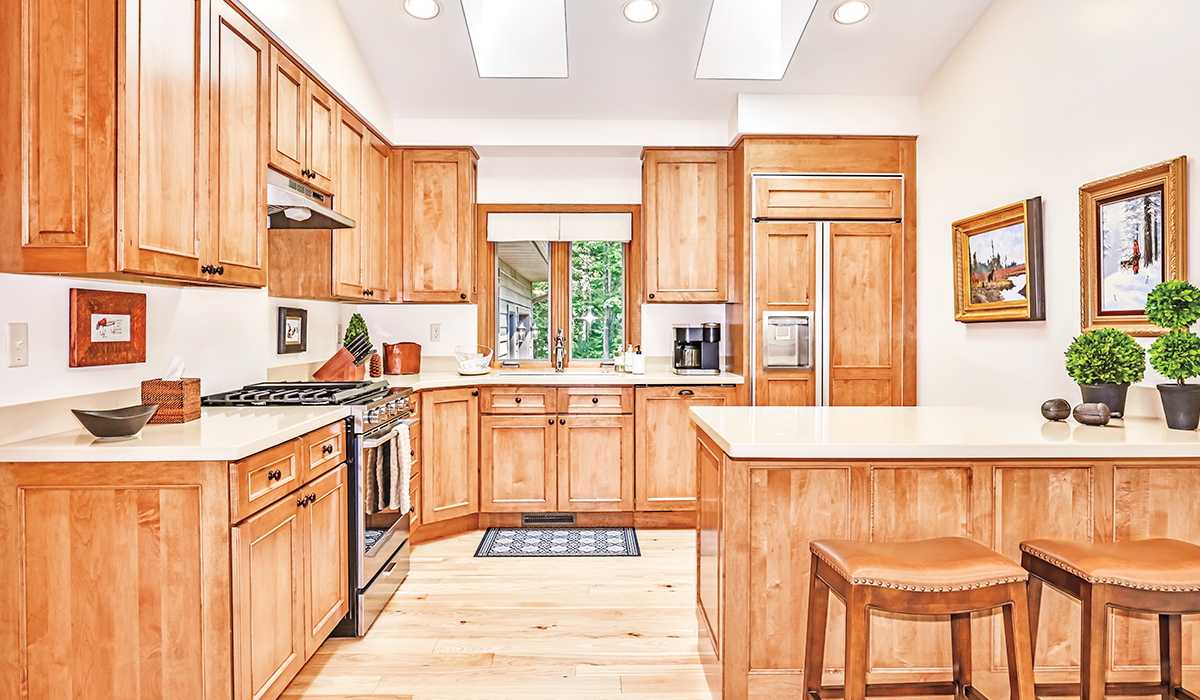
(678, 389), (694, 396)
(322, 443), (334, 455)
(267, 469), (282, 481)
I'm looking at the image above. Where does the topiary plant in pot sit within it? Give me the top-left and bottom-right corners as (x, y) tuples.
(1146, 280), (1200, 430)
(1064, 328), (1145, 417)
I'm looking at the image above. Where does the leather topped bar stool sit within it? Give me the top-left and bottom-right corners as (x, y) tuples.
(1020, 538), (1200, 700)
(805, 537), (1035, 700)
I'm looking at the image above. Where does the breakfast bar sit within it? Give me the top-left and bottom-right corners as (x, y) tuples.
(690, 406), (1200, 700)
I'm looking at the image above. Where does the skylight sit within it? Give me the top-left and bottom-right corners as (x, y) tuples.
(461, 0), (568, 78)
(695, 0), (819, 80)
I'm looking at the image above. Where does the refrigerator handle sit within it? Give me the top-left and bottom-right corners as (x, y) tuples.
(817, 222), (832, 407)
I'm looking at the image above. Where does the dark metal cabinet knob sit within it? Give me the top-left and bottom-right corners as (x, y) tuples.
(471, 390), (478, 397)
(307, 492), (317, 504)
(548, 419), (554, 425)
(559, 418), (566, 425)
(460, 293), (467, 300)
(410, 449), (415, 457)
(215, 265), (224, 276)
(648, 293), (655, 299)
(322, 443), (334, 455)
(514, 397), (521, 403)
(297, 496), (307, 507)
(267, 469), (281, 481)
(592, 397), (599, 404)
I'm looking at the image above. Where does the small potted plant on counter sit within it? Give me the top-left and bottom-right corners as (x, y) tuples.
(1064, 327), (1145, 417)
(1146, 280), (1200, 430)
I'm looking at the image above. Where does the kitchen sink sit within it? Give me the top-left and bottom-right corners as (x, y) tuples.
(499, 370), (615, 377)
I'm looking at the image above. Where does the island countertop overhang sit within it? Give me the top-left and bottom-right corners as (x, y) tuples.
(689, 406), (1200, 460)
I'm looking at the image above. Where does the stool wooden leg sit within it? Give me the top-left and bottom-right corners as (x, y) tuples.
(1079, 585), (1109, 700)
(1159, 614), (1182, 700)
(805, 566), (832, 699)
(845, 587), (870, 700)
(951, 613), (972, 700)
(1026, 575), (1044, 661)
(1002, 584), (1036, 700)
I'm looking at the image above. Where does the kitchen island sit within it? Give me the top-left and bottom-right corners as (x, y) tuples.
(690, 406), (1200, 700)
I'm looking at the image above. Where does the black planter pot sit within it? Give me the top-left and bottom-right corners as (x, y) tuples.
(1157, 383), (1200, 431)
(1079, 382), (1130, 417)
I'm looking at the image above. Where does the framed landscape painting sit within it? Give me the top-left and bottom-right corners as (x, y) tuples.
(1080, 156), (1187, 335)
(952, 197), (1045, 322)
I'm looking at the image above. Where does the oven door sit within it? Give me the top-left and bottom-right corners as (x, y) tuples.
(355, 417), (416, 588)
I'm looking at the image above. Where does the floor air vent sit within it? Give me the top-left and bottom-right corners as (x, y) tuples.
(522, 513), (577, 527)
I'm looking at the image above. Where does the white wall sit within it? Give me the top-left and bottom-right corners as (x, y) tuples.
(239, 0), (393, 137)
(730, 94), (921, 141)
(0, 273), (343, 407)
(478, 155), (643, 204)
(916, 0), (1200, 410)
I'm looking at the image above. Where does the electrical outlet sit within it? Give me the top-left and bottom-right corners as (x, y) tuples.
(7, 323), (28, 367)
(430, 323), (442, 342)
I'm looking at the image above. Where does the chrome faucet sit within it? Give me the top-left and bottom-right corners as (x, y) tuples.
(553, 329), (565, 372)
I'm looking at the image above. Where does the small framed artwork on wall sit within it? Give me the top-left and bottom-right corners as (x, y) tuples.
(1080, 156), (1187, 335)
(278, 307), (308, 354)
(952, 197), (1045, 322)
(69, 289), (148, 367)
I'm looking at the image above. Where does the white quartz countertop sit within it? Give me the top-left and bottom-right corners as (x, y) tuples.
(0, 406), (351, 463)
(382, 367), (743, 390)
(690, 406), (1200, 460)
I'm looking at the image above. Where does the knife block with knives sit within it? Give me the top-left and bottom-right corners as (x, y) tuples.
(313, 332), (375, 382)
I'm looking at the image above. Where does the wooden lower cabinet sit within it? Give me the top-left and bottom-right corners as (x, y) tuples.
(234, 463), (348, 700)
(481, 415), (557, 512)
(557, 415), (634, 512)
(233, 489), (306, 700)
(421, 388), (480, 523)
(634, 386), (736, 511)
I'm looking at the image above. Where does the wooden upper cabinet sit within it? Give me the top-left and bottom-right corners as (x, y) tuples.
(399, 148), (479, 303)
(634, 386), (735, 512)
(332, 108), (366, 300)
(209, 0), (268, 287)
(363, 134), (389, 300)
(268, 47), (305, 181)
(421, 388), (480, 524)
(754, 176), (903, 220)
(304, 82), (336, 194)
(121, 0), (210, 281)
(642, 149), (730, 303)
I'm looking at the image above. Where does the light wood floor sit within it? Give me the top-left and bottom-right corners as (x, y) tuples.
(282, 529), (711, 700)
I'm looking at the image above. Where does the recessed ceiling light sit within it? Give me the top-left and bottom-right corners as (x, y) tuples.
(404, 0), (440, 20)
(832, 1), (870, 25)
(623, 0), (659, 23)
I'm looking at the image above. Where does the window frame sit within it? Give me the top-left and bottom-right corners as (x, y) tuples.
(477, 203), (642, 369)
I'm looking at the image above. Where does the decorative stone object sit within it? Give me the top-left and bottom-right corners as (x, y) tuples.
(1041, 398), (1071, 421)
(1072, 402), (1111, 426)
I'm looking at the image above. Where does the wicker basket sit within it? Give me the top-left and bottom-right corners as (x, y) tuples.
(141, 378), (201, 424)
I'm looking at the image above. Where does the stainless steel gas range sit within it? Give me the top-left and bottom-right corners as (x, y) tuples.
(203, 380), (415, 636)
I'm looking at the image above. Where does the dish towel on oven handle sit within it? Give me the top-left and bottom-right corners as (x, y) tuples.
(391, 422), (412, 514)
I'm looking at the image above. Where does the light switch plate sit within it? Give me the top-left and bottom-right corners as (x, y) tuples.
(430, 323), (442, 342)
(7, 323), (28, 367)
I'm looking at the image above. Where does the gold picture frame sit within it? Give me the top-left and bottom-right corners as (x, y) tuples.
(1080, 156), (1188, 335)
(953, 198), (1045, 322)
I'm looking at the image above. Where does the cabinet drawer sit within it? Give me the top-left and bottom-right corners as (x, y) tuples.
(479, 387), (556, 414)
(231, 438), (305, 523)
(409, 480), (421, 530)
(407, 424), (421, 478)
(557, 387), (633, 414)
(304, 421), (345, 480)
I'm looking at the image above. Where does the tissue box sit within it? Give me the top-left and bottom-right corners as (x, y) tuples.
(141, 378), (201, 424)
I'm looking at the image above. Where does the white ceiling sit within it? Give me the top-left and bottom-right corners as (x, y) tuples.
(334, 0), (995, 122)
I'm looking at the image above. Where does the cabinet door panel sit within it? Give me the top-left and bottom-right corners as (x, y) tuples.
(401, 149), (476, 302)
(421, 388), (480, 523)
(762, 222), (815, 309)
(122, 0), (208, 280)
(303, 465), (348, 657)
(634, 386), (735, 511)
(642, 150), (729, 302)
(759, 375), (815, 407)
(481, 416), (557, 512)
(268, 47), (304, 180)
(828, 222), (902, 406)
(557, 415), (633, 512)
(363, 136), (389, 298)
(333, 110), (365, 299)
(210, 0), (267, 287)
(233, 495), (305, 700)
(305, 81), (335, 194)
(754, 176), (902, 220)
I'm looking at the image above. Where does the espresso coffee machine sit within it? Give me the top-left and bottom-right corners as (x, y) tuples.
(673, 323), (721, 375)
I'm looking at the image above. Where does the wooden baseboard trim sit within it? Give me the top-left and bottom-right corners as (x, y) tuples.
(634, 511), (697, 528)
(470, 511), (696, 531)
(410, 513), (478, 545)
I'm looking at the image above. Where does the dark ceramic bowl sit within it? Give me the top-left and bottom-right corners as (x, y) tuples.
(71, 404), (159, 440)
